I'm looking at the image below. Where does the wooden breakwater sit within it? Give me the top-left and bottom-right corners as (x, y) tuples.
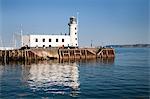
(0, 47), (115, 62)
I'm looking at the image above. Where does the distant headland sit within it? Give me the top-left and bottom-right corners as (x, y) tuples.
(106, 44), (150, 48)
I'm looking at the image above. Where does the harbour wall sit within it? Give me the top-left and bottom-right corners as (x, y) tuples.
(0, 47), (115, 62)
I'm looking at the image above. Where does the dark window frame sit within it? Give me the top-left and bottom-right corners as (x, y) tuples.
(56, 39), (58, 42)
(49, 39), (51, 42)
(35, 38), (38, 42)
(62, 39), (64, 42)
(43, 38), (45, 42)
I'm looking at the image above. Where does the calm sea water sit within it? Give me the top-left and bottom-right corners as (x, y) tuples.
(0, 48), (149, 99)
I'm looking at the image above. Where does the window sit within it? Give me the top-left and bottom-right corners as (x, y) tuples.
(43, 38), (45, 42)
(75, 27), (76, 30)
(62, 39), (64, 42)
(75, 38), (77, 40)
(49, 45), (51, 47)
(49, 39), (51, 42)
(43, 45), (45, 47)
(56, 39), (58, 42)
(75, 33), (77, 35)
(76, 44), (77, 46)
(35, 38), (38, 42)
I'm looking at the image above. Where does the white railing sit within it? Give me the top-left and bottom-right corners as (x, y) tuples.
(0, 47), (15, 50)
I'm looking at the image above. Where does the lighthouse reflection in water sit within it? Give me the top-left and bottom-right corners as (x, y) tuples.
(23, 61), (79, 96)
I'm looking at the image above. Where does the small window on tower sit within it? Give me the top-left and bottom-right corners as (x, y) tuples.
(56, 39), (58, 42)
(43, 38), (45, 42)
(35, 38), (38, 42)
(62, 39), (64, 42)
(75, 33), (77, 35)
(43, 45), (45, 47)
(49, 45), (51, 47)
(75, 38), (77, 40)
(49, 39), (51, 42)
(75, 27), (76, 30)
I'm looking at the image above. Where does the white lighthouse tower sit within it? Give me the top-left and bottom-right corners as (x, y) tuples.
(22, 16), (79, 48)
(68, 16), (78, 47)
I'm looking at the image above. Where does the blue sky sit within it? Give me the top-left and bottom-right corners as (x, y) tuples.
(0, 0), (149, 47)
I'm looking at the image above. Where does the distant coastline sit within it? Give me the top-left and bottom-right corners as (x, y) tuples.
(106, 44), (150, 48)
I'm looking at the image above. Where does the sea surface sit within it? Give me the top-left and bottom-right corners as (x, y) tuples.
(0, 48), (149, 99)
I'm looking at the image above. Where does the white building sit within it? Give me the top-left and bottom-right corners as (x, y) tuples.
(22, 16), (78, 48)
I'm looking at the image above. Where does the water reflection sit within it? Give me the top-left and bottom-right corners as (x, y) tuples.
(0, 58), (114, 97)
(0, 64), (3, 80)
(22, 60), (80, 96)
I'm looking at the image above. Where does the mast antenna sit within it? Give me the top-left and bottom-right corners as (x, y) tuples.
(0, 34), (3, 48)
(20, 24), (23, 47)
(77, 12), (79, 25)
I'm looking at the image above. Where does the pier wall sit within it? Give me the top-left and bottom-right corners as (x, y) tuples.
(0, 48), (115, 62)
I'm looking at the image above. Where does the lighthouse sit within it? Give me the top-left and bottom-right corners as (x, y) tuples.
(68, 16), (78, 47)
(22, 16), (79, 48)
